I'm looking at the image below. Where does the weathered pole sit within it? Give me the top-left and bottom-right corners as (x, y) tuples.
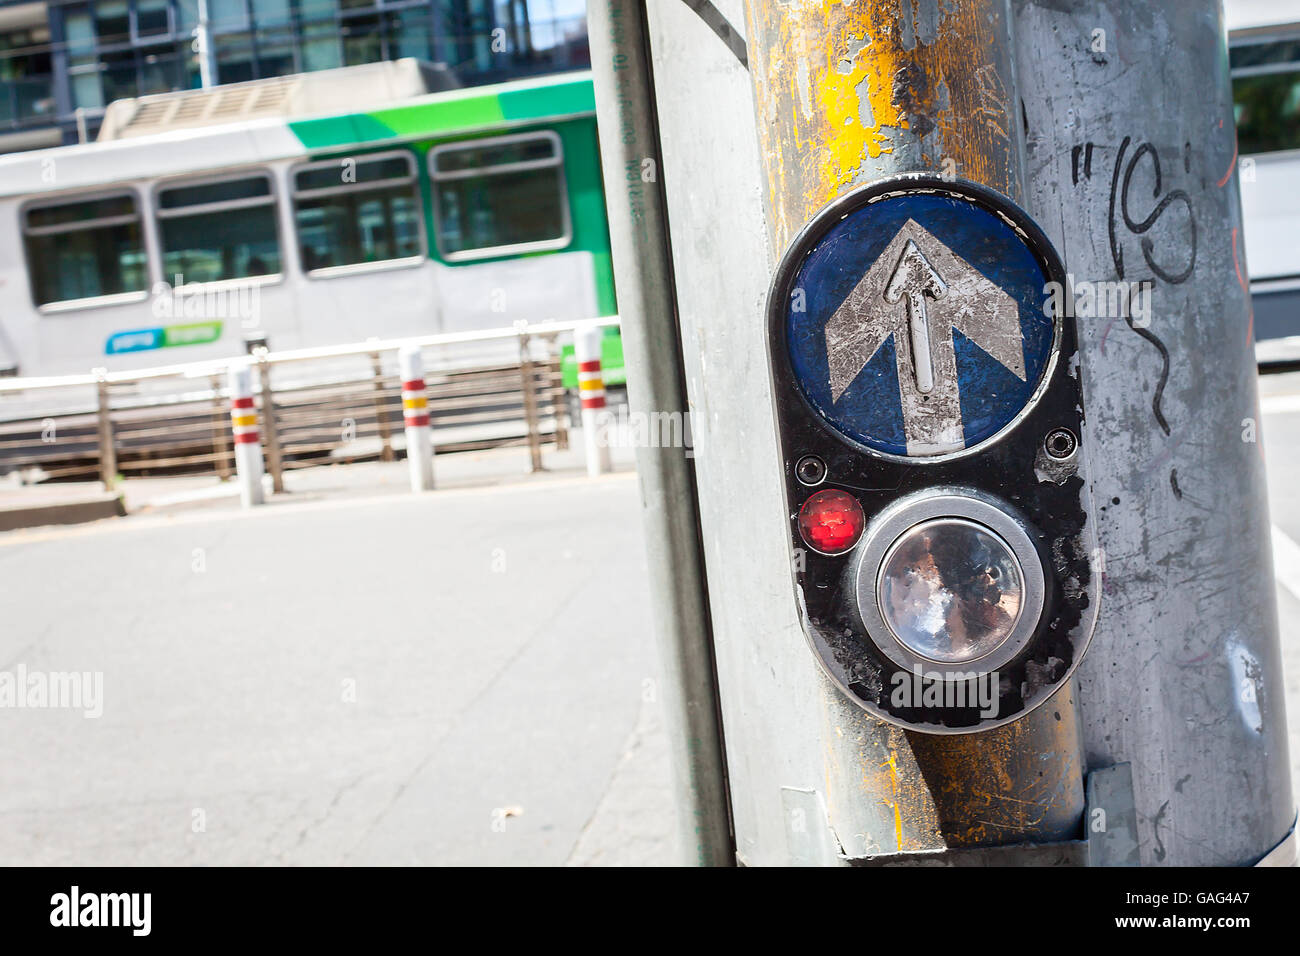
(739, 0), (1085, 855)
(1013, 0), (1295, 866)
(622, 0), (1293, 865)
(588, 1), (735, 866)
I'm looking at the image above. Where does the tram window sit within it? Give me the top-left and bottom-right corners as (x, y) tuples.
(23, 193), (147, 307)
(1231, 38), (1300, 154)
(292, 153), (422, 272)
(156, 173), (281, 283)
(430, 132), (570, 260)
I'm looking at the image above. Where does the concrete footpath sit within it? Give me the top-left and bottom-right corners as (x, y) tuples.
(0, 437), (636, 532)
(0, 483), (124, 533)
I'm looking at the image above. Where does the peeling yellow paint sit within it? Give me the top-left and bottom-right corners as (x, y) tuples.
(743, 0), (1023, 252)
(885, 750), (903, 850)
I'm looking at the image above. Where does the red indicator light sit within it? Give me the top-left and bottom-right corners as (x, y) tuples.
(798, 489), (866, 555)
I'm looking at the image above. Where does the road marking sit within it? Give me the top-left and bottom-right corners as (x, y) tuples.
(1271, 524), (1300, 602)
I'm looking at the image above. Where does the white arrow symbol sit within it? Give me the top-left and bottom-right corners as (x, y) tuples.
(883, 238), (948, 395)
(825, 219), (1026, 456)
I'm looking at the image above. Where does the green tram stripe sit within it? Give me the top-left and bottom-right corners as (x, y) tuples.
(287, 78), (595, 151)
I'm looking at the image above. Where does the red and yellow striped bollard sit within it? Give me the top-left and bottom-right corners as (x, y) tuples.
(575, 327), (613, 477)
(228, 364), (265, 507)
(399, 345), (435, 491)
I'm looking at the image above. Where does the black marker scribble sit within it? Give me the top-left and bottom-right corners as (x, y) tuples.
(1071, 142), (1094, 184)
(1126, 315), (1172, 436)
(1121, 142), (1197, 285)
(1106, 136), (1188, 437)
(1108, 136), (1128, 279)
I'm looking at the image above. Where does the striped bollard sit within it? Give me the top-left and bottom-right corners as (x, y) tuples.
(575, 327), (612, 477)
(400, 345), (435, 492)
(228, 364), (265, 507)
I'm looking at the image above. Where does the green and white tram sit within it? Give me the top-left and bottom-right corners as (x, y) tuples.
(0, 60), (618, 380)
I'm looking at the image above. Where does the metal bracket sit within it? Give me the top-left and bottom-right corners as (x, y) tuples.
(846, 841), (1087, 866)
(838, 762), (1135, 866)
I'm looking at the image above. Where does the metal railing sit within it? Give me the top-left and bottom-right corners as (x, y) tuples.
(0, 317), (619, 491)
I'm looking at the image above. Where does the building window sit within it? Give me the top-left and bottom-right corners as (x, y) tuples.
(292, 152), (423, 272)
(1232, 38), (1300, 154)
(69, 60), (104, 110)
(342, 14), (383, 67)
(139, 50), (183, 94)
(65, 6), (98, 53)
(23, 193), (147, 306)
(255, 29), (298, 77)
(95, 0), (132, 45)
(134, 0), (172, 39)
(430, 131), (570, 260)
(300, 23), (341, 72)
(209, 0), (250, 32)
(157, 173), (281, 283)
(215, 32), (255, 83)
(250, 0), (292, 28)
(102, 49), (139, 102)
(386, 9), (431, 61)
(0, 25), (55, 125)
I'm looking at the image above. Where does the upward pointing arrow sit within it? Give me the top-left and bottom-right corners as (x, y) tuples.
(883, 239), (948, 395)
(824, 219), (1026, 455)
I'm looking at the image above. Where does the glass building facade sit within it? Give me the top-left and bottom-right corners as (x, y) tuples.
(0, 0), (588, 151)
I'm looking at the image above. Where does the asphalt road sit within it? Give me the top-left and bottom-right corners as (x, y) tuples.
(4, 377), (1300, 865)
(0, 467), (674, 865)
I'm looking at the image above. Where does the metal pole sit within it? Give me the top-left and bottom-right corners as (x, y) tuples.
(742, 0), (1084, 854)
(589, 0), (734, 866)
(636, 0), (1094, 863)
(1013, 0), (1295, 865)
(546, 334), (571, 451)
(254, 349), (285, 494)
(195, 0), (216, 90)
(371, 351), (395, 463)
(94, 369), (117, 491)
(210, 373), (231, 480)
(518, 331), (544, 473)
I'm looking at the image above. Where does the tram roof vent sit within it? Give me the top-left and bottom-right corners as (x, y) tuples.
(97, 59), (459, 141)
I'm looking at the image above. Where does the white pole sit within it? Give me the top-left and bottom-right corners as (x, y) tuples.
(228, 364), (264, 507)
(399, 345), (435, 492)
(195, 0), (216, 90)
(574, 326), (612, 477)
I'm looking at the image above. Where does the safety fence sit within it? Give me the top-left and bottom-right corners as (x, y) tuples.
(0, 318), (620, 491)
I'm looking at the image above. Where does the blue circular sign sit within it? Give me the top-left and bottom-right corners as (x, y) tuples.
(780, 181), (1059, 458)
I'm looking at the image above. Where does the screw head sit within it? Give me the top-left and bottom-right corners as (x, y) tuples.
(795, 455), (827, 486)
(1044, 428), (1078, 460)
